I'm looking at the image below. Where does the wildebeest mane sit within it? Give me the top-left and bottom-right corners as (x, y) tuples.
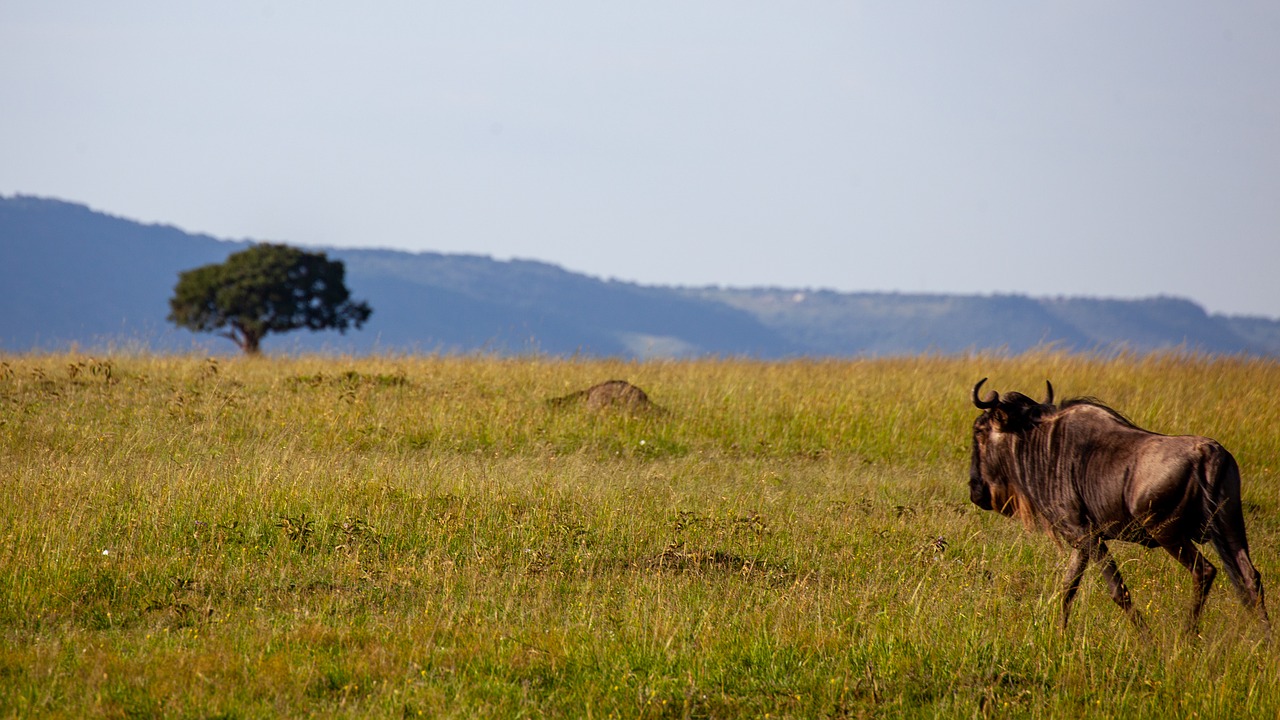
(1058, 397), (1139, 429)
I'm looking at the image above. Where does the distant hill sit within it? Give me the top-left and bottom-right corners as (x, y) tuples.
(3, 195), (1278, 357)
(682, 289), (1280, 356)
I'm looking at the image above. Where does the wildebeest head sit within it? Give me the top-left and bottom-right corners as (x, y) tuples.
(968, 378), (1054, 516)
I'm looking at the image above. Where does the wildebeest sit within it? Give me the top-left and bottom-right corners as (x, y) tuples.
(969, 378), (1269, 633)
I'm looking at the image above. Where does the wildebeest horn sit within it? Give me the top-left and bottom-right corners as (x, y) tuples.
(1044, 380), (1054, 405)
(972, 378), (999, 409)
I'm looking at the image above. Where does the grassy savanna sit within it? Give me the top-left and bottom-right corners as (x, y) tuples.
(1, 352), (1278, 718)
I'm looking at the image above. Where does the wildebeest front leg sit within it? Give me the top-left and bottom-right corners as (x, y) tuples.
(1091, 540), (1146, 630)
(1060, 547), (1090, 631)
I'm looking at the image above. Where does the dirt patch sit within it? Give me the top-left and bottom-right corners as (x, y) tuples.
(547, 380), (663, 412)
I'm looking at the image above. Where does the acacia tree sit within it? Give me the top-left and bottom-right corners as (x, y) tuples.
(168, 243), (372, 355)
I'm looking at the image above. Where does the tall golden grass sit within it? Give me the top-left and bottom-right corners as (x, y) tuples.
(1, 351), (1277, 717)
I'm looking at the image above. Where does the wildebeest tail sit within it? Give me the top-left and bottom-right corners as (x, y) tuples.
(1201, 445), (1257, 597)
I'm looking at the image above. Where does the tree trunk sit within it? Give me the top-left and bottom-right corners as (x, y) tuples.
(223, 324), (263, 355)
(242, 332), (263, 355)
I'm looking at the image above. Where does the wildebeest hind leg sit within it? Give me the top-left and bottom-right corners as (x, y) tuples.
(1219, 544), (1270, 630)
(1208, 497), (1271, 631)
(1092, 540), (1146, 630)
(1235, 553), (1271, 631)
(1158, 540), (1216, 634)
(1060, 547), (1089, 631)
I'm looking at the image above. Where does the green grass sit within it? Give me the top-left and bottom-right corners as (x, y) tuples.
(1, 351), (1277, 717)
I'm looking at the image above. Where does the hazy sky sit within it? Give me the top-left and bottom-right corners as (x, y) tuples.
(4, 3), (1279, 317)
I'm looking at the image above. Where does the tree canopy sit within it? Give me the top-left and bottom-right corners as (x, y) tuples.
(168, 243), (372, 354)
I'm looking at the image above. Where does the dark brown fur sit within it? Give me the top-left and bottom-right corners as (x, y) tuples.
(970, 378), (1270, 634)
